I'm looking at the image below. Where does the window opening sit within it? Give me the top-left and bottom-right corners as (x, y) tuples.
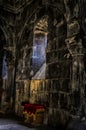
(31, 16), (48, 79)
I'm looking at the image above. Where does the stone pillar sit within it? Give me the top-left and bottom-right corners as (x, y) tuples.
(64, 0), (85, 117)
(66, 38), (84, 92)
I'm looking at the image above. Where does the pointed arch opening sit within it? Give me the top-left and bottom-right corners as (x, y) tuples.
(31, 16), (48, 79)
(0, 28), (7, 107)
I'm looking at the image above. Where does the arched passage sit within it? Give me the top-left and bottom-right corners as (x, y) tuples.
(0, 29), (7, 107)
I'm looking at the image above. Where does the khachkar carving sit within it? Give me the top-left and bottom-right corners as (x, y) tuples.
(64, 0), (85, 118)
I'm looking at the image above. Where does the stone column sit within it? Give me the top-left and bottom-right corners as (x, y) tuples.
(66, 38), (84, 92)
(64, 0), (85, 117)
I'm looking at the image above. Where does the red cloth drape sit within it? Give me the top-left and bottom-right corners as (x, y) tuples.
(24, 104), (45, 114)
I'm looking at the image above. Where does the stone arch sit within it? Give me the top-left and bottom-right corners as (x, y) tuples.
(17, 2), (67, 79)
(18, 6), (49, 46)
(17, 7), (50, 81)
(18, 0), (66, 45)
(0, 27), (7, 107)
(0, 18), (11, 46)
(0, 26), (8, 43)
(0, 20), (15, 106)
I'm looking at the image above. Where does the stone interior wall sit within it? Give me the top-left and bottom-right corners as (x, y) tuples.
(19, 14), (73, 126)
(45, 16), (72, 126)
(0, 0), (86, 127)
(15, 80), (30, 116)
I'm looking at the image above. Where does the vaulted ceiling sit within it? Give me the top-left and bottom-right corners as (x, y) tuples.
(0, 0), (65, 14)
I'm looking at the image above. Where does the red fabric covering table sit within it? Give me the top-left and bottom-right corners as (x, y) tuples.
(23, 103), (45, 124)
(23, 103), (45, 114)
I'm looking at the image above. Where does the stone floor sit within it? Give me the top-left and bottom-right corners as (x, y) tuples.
(0, 118), (59, 130)
(0, 114), (86, 130)
(0, 111), (58, 130)
(0, 118), (32, 130)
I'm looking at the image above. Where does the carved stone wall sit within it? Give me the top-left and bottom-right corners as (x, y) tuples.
(64, 0), (86, 120)
(0, 0), (86, 127)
